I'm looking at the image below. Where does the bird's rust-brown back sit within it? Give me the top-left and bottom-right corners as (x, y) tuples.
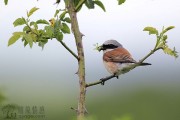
(103, 48), (136, 63)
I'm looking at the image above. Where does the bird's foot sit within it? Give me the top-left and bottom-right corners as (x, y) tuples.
(114, 74), (119, 79)
(100, 78), (105, 85)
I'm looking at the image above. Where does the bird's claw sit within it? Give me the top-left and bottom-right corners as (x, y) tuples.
(114, 74), (119, 79)
(100, 78), (105, 85)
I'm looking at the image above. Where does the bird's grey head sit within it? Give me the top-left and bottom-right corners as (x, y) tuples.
(100, 39), (123, 51)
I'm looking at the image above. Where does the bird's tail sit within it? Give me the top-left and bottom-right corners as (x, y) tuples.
(139, 62), (151, 66)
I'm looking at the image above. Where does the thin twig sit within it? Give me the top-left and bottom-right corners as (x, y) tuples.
(26, 23), (39, 36)
(41, 36), (79, 60)
(139, 47), (162, 63)
(86, 74), (115, 87)
(70, 107), (78, 113)
(59, 40), (79, 60)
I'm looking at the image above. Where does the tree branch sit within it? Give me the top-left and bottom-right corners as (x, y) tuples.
(42, 36), (79, 60)
(59, 40), (79, 60)
(138, 47), (162, 63)
(67, 1), (86, 119)
(86, 74), (115, 87)
(86, 47), (163, 88)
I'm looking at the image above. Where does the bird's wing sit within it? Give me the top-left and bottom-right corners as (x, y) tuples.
(103, 48), (136, 63)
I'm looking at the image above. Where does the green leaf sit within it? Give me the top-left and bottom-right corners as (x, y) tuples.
(165, 26), (175, 31)
(64, 17), (71, 23)
(54, 10), (60, 17)
(36, 19), (49, 25)
(76, 3), (83, 12)
(163, 46), (178, 58)
(74, 0), (81, 6)
(61, 23), (70, 34)
(33, 22), (38, 29)
(55, 31), (63, 42)
(60, 11), (67, 20)
(118, 0), (126, 5)
(143, 27), (158, 35)
(173, 47), (178, 58)
(38, 39), (48, 49)
(162, 35), (168, 41)
(13, 17), (26, 27)
(23, 26), (30, 33)
(54, 19), (61, 32)
(38, 29), (45, 35)
(8, 34), (21, 46)
(23, 26), (29, 31)
(23, 34), (33, 48)
(94, 1), (106, 12)
(30, 34), (38, 42)
(85, 0), (94, 9)
(56, 20), (61, 28)
(27, 7), (39, 17)
(75, 0), (84, 12)
(13, 32), (24, 36)
(4, 0), (8, 5)
(54, 0), (61, 5)
(24, 39), (28, 47)
(30, 22), (35, 26)
(45, 26), (54, 38)
(162, 26), (175, 34)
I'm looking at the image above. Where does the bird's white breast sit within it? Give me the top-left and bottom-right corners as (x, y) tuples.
(103, 61), (131, 74)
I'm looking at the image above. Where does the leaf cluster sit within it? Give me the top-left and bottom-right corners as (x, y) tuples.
(143, 26), (178, 58)
(7, 0), (127, 48)
(64, 0), (125, 12)
(8, 7), (71, 49)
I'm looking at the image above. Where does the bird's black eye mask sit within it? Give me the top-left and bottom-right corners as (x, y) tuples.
(102, 44), (118, 50)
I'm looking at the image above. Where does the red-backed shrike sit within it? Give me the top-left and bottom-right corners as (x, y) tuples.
(99, 39), (151, 78)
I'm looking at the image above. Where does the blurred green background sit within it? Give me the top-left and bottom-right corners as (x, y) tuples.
(1, 83), (180, 120)
(0, 0), (180, 120)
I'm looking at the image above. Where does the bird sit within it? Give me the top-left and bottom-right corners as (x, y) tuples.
(99, 39), (151, 79)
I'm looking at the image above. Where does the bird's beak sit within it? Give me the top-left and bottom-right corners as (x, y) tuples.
(98, 45), (104, 52)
